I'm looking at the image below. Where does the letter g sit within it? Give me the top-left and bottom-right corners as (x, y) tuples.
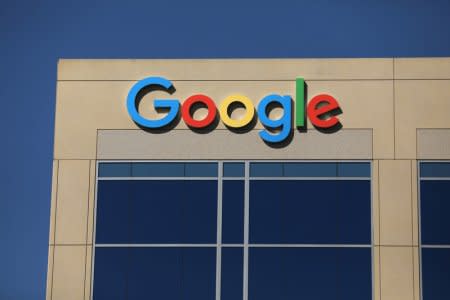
(126, 76), (180, 128)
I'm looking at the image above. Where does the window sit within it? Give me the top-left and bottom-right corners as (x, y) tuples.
(419, 162), (450, 300)
(93, 161), (372, 299)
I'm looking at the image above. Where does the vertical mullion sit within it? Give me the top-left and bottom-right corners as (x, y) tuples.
(216, 162), (223, 300)
(370, 161), (374, 300)
(243, 162), (250, 300)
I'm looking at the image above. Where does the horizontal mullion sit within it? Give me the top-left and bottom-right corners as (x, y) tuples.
(98, 177), (218, 180)
(248, 244), (372, 248)
(98, 177), (370, 180)
(95, 243), (371, 248)
(96, 244), (217, 247)
(421, 245), (450, 248)
(249, 177), (370, 180)
(420, 177), (450, 181)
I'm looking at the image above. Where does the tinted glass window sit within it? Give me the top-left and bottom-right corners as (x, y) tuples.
(222, 180), (244, 244)
(130, 180), (184, 243)
(183, 180), (217, 243)
(131, 162), (184, 177)
(249, 248), (327, 300)
(93, 247), (128, 300)
(419, 162), (450, 300)
(98, 163), (131, 177)
(250, 180), (340, 244)
(422, 248), (450, 300)
(249, 247), (371, 300)
(420, 180), (450, 244)
(127, 180), (217, 244)
(250, 163), (283, 177)
(337, 247), (372, 300)
(223, 163), (245, 177)
(221, 247), (243, 300)
(249, 180), (282, 243)
(96, 180), (132, 244)
(250, 180), (370, 244)
(420, 162), (450, 177)
(337, 180), (371, 244)
(283, 162), (337, 177)
(94, 161), (372, 299)
(128, 247), (183, 300)
(181, 247), (216, 300)
(337, 162), (371, 177)
(185, 162), (217, 177)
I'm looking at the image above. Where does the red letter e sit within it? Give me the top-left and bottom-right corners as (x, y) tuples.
(307, 94), (341, 128)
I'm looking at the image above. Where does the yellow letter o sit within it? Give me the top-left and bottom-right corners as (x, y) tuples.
(219, 94), (255, 128)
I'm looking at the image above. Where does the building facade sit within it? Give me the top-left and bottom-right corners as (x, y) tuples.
(46, 58), (450, 299)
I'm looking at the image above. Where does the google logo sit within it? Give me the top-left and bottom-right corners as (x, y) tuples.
(127, 77), (342, 143)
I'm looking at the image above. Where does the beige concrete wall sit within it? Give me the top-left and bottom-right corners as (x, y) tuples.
(48, 58), (450, 299)
(47, 159), (95, 300)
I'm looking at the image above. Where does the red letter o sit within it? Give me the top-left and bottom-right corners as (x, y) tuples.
(181, 94), (217, 128)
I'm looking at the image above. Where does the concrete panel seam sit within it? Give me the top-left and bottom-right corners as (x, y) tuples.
(50, 160), (59, 300)
(393, 59), (396, 159)
(83, 160), (92, 300)
(57, 78), (396, 82)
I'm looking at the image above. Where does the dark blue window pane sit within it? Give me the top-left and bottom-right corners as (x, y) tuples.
(338, 162), (371, 177)
(248, 248), (282, 300)
(421, 162), (450, 177)
(93, 247), (128, 300)
(184, 180), (217, 243)
(421, 181), (450, 244)
(128, 247), (182, 300)
(250, 180), (339, 244)
(422, 248), (450, 300)
(284, 162), (337, 177)
(249, 247), (371, 300)
(250, 163), (283, 177)
(223, 163), (245, 177)
(249, 181), (282, 243)
(130, 181), (184, 243)
(221, 247), (243, 300)
(98, 163), (131, 177)
(249, 248), (337, 300)
(181, 247), (216, 300)
(131, 162), (184, 177)
(96, 180), (132, 243)
(281, 181), (339, 244)
(185, 163), (217, 177)
(337, 248), (372, 300)
(250, 180), (371, 244)
(130, 180), (217, 244)
(337, 180), (371, 244)
(222, 180), (244, 244)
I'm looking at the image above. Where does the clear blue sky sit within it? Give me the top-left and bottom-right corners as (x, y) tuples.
(1, 0), (449, 298)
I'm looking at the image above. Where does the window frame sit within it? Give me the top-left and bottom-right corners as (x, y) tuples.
(91, 160), (373, 300)
(418, 160), (450, 300)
